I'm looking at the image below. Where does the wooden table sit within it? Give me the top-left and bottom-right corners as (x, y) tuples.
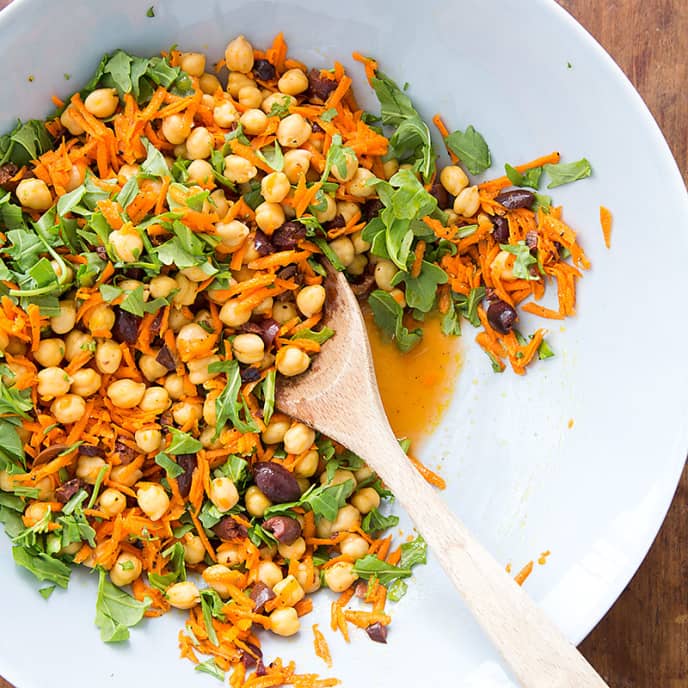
(0, 1), (686, 687)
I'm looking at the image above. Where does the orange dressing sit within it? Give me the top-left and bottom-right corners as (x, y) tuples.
(364, 310), (461, 449)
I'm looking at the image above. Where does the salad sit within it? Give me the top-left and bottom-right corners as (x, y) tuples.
(0, 30), (592, 687)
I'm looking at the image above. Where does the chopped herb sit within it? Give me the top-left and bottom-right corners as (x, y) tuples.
(537, 338), (555, 360)
(543, 158), (592, 188)
(504, 163), (542, 190)
(195, 658), (225, 682)
(146, 6), (155, 17)
(209, 359), (260, 436)
(154, 452), (185, 479)
(321, 107), (338, 122)
(361, 508), (400, 535)
(166, 427), (203, 454)
(39, 585), (56, 599)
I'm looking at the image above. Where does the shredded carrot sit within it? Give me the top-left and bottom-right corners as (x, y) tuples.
(514, 561), (534, 586)
(600, 205), (613, 248)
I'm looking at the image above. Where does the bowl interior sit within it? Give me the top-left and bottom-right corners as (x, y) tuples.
(0, 0), (687, 686)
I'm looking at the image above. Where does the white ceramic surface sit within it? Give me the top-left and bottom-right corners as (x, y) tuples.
(0, 0), (686, 686)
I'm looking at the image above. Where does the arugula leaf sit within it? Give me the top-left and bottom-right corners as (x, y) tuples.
(257, 140), (284, 172)
(440, 306), (461, 336)
(214, 454), (250, 489)
(198, 501), (225, 531)
(392, 260), (447, 313)
(399, 534), (427, 569)
(161, 542), (186, 581)
(531, 193), (552, 214)
(195, 658), (225, 682)
(140, 137), (170, 177)
(324, 449), (364, 483)
(95, 568), (150, 642)
(445, 125), (491, 175)
(352, 555), (413, 586)
(261, 369), (276, 426)
(538, 338), (555, 360)
(361, 508), (400, 535)
(368, 290), (422, 352)
(0, 496), (25, 538)
(39, 585), (56, 600)
(167, 427), (202, 454)
(12, 546), (71, 588)
(0, 191), (27, 231)
(267, 96), (293, 119)
(370, 71), (435, 181)
(543, 158), (592, 188)
(454, 286), (485, 328)
(200, 588), (226, 646)
(0, 119), (53, 167)
(292, 326), (334, 345)
(146, 6), (155, 17)
(499, 242), (539, 280)
(248, 522), (278, 548)
(154, 452), (185, 479)
(211, 360), (260, 435)
(321, 108), (338, 122)
(505, 163), (542, 190)
(321, 134), (357, 182)
(387, 579), (408, 602)
(301, 479), (355, 522)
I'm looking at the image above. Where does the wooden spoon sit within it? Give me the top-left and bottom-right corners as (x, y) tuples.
(276, 263), (608, 688)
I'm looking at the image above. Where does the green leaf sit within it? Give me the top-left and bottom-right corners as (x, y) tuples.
(499, 241), (539, 281)
(95, 568), (150, 642)
(441, 307), (461, 336)
(399, 534), (427, 569)
(267, 96), (293, 119)
(392, 260), (447, 313)
(146, 6), (155, 17)
(0, 119), (53, 167)
(215, 454), (249, 488)
(200, 588), (226, 646)
(543, 158), (592, 188)
(99, 284), (123, 302)
(321, 134), (357, 182)
(167, 427), (203, 454)
(39, 585), (56, 599)
(352, 555), (413, 586)
(300, 479), (355, 522)
(119, 284), (146, 316)
(195, 658), (225, 682)
(445, 125), (491, 175)
(368, 290), (422, 353)
(454, 286), (485, 328)
(211, 360), (260, 435)
(387, 579), (408, 602)
(261, 369), (276, 426)
(531, 193), (552, 214)
(161, 541), (187, 581)
(361, 508), (399, 535)
(321, 108), (338, 122)
(12, 546), (71, 588)
(140, 137), (170, 177)
(154, 452), (185, 479)
(257, 140), (284, 172)
(291, 326), (334, 345)
(505, 163), (542, 190)
(311, 236), (345, 271)
(537, 338), (555, 360)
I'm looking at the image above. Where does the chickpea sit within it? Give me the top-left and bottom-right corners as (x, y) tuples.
(87, 303), (115, 334)
(172, 400), (202, 427)
(328, 237), (355, 267)
(23, 501), (51, 527)
(119, 279), (148, 297)
(203, 564), (234, 598)
(137, 483), (170, 521)
(0, 470), (18, 492)
(254, 201), (285, 234)
(277, 537), (306, 562)
(227, 71), (254, 97)
(261, 171), (290, 204)
(76, 454), (106, 484)
(270, 607), (300, 637)
(374, 259), (398, 291)
(245, 485), (272, 517)
(330, 150), (359, 183)
(49, 300), (76, 335)
(167, 309), (192, 334)
(256, 560), (283, 588)
(261, 414), (291, 445)
(107, 379), (146, 409)
(199, 426), (218, 449)
(275, 67), (307, 95)
(276, 346), (310, 377)
(291, 449), (318, 479)
(238, 85), (263, 108)
(216, 219), (249, 251)
(163, 373), (186, 400)
(261, 92), (296, 114)
(313, 193), (337, 223)
(332, 505), (361, 533)
(295, 284), (326, 318)
(225, 35), (254, 74)
(50, 394), (85, 424)
(336, 201), (359, 224)
(181, 263), (212, 283)
(347, 254), (367, 277)
(223, 154), (257, 184)
(340, 533), (370, 560)
(147, 275), (175, 300)
(187, 159), (214, 186)
(118, 164), (139, 182)
(347, 168), (376, 198)
(209, 477), (239, 512)
(37, 366), (71, 400)
(134, 428), (162, 454)
(176, 323), (213, 362)
(161, 113), (191, 145)
(232, 333), (265, 365)
(273, 574), (305, 607)
(182, 533), (206, 565)
(109, 464), (143, 488)
(187, 354), (221, 385)
(282, 423), (315, 456)
(202, 395), (217, 427)
(209, 101), (237, 132)
(109, 227), (143, 263)
(137, 353), (167, 382)
(440, 165), (469, 197)
(65, 163), (86, 192)
(107, 551), (142, 587)
(283, 149), (312, 184)
(277, 113), (312, 148)
(351, 487), (381, 515)
(453, 185), (480, 217)
(99, 488), (127, 518)
(272, 301), (297, 325)
(60, 105), (85, 135)
(180, 51), (206, 77)
(355, 465), (374, 483)
(185, 126), (213, 160)
(324, 561), (358, 593)
(139, 386), (171, 414)
(16, 177), (52, 211)
(167, 581), (201, 609)
(216, 542), (247, 567)
(95, 340), (122, 374)
(200, 72), (221, 94)
(253, 297), (273, 319)
(321, 470), (355, 490)
(293, 561), (321, 593)
(350, 230), (370, 255)
(70, 368), (102, 397)
(169, 274), (195, 308)
(382, 157), (400, 179)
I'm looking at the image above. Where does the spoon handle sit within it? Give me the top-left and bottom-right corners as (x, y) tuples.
(358, 429), (608, 688)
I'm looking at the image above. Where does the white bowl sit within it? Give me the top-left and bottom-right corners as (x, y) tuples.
(1, 0), (686, 686)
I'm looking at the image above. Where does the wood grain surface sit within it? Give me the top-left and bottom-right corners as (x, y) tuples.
(0, 1), (686, 687)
